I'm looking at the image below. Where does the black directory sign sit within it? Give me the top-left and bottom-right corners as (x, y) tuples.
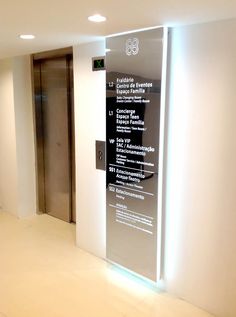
(106, 28), (166, 282)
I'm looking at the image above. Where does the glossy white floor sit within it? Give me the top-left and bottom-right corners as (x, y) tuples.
(0, 212), (214, 317)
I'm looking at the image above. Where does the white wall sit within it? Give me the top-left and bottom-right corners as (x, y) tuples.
(73, 41), (106, 258)
(13, 56), (36, 218)
(0, 56), (36, 218)
(163, 19), (236, 317)
(0, 59), (18, 215)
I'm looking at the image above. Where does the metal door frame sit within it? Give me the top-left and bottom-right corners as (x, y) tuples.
(31, 47), (76, 222)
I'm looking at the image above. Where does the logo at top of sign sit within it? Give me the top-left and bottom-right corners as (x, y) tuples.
(125, 38), (139, 56)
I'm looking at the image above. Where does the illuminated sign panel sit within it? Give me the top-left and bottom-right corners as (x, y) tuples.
(92, 57), (105, 71)
(106, 28), (166, 282)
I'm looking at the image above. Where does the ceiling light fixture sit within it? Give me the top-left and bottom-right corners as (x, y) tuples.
(88, 14), (106, 22)
(19, 34), (35, 40)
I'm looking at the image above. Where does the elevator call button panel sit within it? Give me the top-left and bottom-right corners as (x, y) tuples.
(95, 140), (106, 170)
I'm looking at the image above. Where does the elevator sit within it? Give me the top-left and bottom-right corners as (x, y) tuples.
(33, 48), (76, 223)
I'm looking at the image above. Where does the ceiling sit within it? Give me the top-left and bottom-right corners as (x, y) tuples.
(0, 0), (236, 59)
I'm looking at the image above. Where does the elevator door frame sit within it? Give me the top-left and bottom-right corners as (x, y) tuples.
(32, 48), (76, 223)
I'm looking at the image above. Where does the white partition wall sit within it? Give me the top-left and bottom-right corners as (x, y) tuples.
(0, 59), (18, 215)
(0, 56), (36, 218)
(13, 56), (37, 218)
(163, 19), (236, 317)
(73, 41), (106, 258)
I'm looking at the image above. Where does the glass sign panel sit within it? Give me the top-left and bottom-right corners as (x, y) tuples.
(106, 27), (166, 282)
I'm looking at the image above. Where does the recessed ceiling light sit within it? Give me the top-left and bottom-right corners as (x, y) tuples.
(88, 14), (106, 23)
(19, 34), (35, 40)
